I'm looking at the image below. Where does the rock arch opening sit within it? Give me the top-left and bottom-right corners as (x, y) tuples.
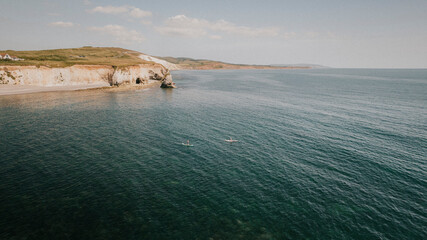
(136, 78), (142, 84)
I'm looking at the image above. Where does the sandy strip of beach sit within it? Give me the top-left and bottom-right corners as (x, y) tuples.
(0, 83), (109, 96)
(0, 81), (161, 96)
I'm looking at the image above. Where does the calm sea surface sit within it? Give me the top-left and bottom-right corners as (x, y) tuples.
(0, 69), (426, 239)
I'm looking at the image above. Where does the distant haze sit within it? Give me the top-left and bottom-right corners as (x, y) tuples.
(1, 0), (427, 68)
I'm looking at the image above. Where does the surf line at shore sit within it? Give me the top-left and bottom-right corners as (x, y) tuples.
(0, 80), (161, 96)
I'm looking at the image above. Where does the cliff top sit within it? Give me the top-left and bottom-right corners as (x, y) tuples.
(0, 47), (155, 68)
(0, 46), (312, 70)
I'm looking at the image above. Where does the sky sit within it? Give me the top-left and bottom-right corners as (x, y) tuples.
(1, 0), (427, 68)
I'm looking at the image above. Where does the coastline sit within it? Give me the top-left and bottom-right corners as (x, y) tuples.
(0, 80), (160, 96)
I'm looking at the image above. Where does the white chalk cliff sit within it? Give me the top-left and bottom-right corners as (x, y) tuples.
(138, 54), (179, 70)
(0, 63), (174, 87)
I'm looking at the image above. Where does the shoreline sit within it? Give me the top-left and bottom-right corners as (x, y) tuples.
(0, 80), (161, 96)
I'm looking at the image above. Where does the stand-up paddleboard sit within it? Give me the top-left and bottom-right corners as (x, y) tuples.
(225, 137), (239, 143)
(181, 140), (194, 147)
(181, 143), (194, 147)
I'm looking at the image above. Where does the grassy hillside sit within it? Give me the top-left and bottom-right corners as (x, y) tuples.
(0, 47), (151, 68)
(157, 57), (231, 69)
(0, 46), (312, 70)
(157, 56), (310, 70)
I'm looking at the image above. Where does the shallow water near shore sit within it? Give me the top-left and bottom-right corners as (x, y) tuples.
(0, 69), (426, 239)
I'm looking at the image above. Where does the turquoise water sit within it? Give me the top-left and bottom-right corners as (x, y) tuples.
(0, 69), (426, 239)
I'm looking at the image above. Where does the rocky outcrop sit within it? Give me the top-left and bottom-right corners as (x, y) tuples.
(160, 74), (175, 88)
(149, 68), (175, 88)
(0, 64), (175, 88)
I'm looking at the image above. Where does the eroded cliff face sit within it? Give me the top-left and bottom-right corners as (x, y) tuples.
(0, 64), (173, 87)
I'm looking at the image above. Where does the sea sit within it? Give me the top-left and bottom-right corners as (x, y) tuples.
(0, 69), (426, 239)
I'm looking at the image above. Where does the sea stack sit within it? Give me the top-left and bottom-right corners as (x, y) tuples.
(159, 68), (176, 88)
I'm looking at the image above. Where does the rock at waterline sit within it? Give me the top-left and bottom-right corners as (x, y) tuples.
(161, 75), (176, 88)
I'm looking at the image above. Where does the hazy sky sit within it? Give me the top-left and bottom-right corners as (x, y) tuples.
(1, 0), (427, 68)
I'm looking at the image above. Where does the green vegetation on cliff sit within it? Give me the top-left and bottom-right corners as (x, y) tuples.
(0, 46), (313, 70)
(156, 56), (310, 70)
(0, 47), (151, 68)
(157, 57), (230, 69)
